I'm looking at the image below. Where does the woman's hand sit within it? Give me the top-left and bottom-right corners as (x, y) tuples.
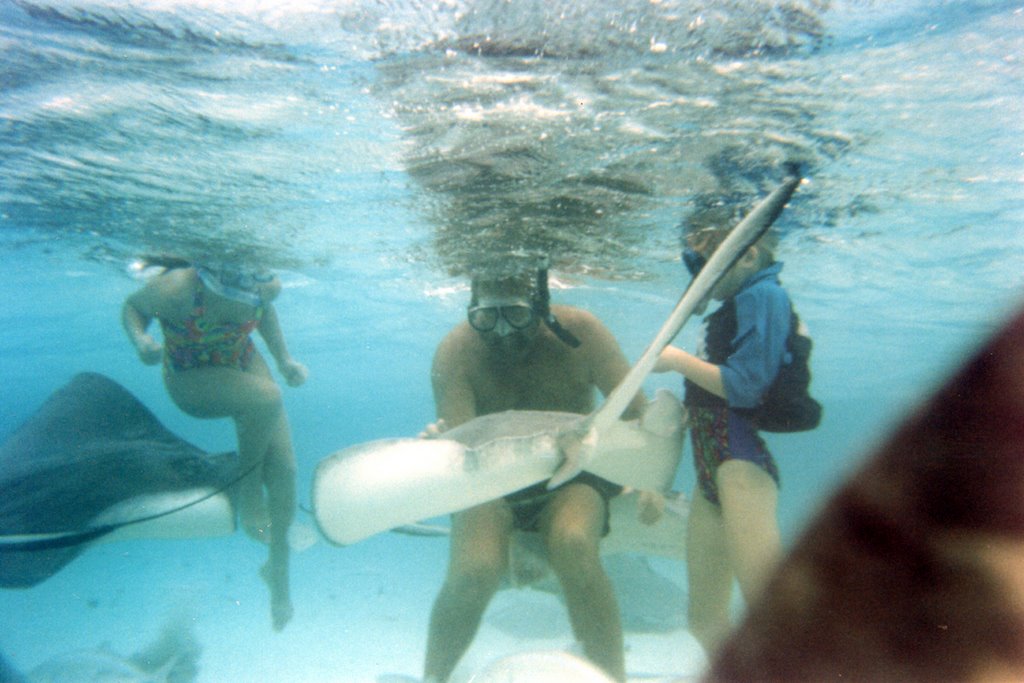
(279, 359), (308, 387)
(136, 336), (163, 365)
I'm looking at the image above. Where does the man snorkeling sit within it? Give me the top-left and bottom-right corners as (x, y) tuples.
(422, 261), (647, 682)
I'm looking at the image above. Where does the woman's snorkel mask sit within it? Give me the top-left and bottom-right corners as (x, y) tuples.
(197, 266), (273, 308)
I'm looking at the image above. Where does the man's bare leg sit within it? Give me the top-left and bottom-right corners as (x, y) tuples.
(424, 500), (512, 682)
(544, 484), (626, 682)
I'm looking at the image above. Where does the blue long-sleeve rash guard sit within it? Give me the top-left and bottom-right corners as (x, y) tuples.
(717, 263), (792, 409)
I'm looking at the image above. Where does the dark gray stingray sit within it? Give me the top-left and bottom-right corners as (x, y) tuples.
(0, 650), (28, 683)
(0, 372), (239, 589)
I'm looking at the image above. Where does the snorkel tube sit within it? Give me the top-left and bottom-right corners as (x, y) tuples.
(534, 257), (581, 349)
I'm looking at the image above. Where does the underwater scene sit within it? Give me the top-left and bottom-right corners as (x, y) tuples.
(1, 0), (1023, 681)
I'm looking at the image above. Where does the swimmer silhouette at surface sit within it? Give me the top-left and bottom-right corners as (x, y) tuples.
(122, 257), (307, 631)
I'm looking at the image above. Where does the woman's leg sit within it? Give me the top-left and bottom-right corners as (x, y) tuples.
(164, 354), (285, 538)
(164, 354), (297, 630)
(260, 406), (296, 631)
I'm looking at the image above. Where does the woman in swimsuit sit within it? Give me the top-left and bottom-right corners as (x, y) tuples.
(122, 258), (307, 631)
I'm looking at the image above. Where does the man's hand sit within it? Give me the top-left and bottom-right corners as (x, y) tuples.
(418, 419), (448, 439)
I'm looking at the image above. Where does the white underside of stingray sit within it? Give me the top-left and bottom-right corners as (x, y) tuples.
(92, 489), (236, 543)
(94, 492), (318, 552)
(314, 390), (685, 546)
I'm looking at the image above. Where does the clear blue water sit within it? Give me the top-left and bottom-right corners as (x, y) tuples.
(1, 0), (1022, 680)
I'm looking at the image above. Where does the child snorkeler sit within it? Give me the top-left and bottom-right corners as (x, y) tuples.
(655, 205), (796, 658)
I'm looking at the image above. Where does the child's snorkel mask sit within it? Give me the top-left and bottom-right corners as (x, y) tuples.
(682, 247), (707, 277)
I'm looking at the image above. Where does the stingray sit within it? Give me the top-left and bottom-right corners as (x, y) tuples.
(502, 550), (688, 635)
(0, 372), (240, 589)
(314, 172), (802, 545)
(3, 610), (200, 683)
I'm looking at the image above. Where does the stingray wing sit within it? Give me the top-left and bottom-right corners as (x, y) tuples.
(0, 373), (238, 588)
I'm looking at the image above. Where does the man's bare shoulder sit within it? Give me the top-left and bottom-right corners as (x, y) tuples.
(550, 304), (604, 326)
(550, 305), (616, 343)
(434, 322), (481, 366)
(437, 320), (476, 349)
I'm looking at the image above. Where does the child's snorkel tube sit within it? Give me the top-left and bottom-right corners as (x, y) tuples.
(534, 257), (581, 349)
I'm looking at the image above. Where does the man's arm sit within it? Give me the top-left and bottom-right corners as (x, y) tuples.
(430, 328), (478, 429)
(566, 307), (647, 419)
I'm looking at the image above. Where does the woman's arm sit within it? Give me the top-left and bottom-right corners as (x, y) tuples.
(257, 303), (307, 386)
(122, 288), (164, 365)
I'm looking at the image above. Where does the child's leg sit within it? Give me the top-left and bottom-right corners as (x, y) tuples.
(686, 492), (735, 658)
(716, 459), (781, 603)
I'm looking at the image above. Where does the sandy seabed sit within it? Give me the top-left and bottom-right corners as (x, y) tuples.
(0, 522), (704, 682)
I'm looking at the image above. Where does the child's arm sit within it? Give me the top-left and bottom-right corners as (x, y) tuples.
(655, 346), (727, 399)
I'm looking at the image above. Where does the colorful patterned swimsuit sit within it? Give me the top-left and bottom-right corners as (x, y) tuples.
(162, 287), (263, 372)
